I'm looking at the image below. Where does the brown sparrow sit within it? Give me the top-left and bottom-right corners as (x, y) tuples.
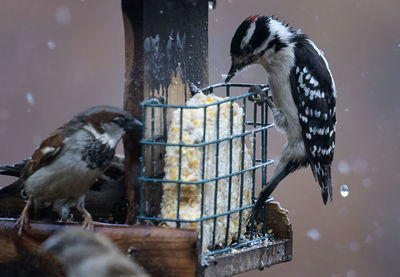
(0, 105), (142, 234)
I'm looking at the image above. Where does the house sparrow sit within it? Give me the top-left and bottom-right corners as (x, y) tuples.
(42, 228), (149, 277)
(1, 155), (127, 222)
(0, 105), (142, 234)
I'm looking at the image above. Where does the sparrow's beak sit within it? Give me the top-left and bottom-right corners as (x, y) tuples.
(123, 118), (143, 133)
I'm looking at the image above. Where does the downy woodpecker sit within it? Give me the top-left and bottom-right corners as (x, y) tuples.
(225, 15), (337, 216)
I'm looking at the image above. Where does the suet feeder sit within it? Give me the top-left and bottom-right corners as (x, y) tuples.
(0, 1), (292, 276)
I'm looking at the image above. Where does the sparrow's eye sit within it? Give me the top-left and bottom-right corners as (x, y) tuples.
(113, 116), (126, 126)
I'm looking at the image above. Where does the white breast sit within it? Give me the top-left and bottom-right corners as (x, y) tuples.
(259, 45), (303, 144)
(24, 142), (101, 203)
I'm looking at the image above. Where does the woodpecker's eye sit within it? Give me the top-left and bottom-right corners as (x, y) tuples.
(242, 44), (252, 55)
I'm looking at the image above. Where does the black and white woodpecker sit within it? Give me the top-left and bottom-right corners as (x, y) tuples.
(225, 15), (337, 216)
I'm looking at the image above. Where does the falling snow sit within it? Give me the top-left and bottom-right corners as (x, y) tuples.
(48, 40), (56, 50)
(349, 241), (360, 252)
(55, 6), (71, 25)
(306, 228), (321, 241)
(365, 234), (373, 244)
(346, 270), (357, 277)
(362, 177), (373, 188)
(221, 73), (228, 80)
(26, 92), (35, 106)
(351, 159), (368, 176)
(374, 226), (385, 237)
(337, 160), (351, 175)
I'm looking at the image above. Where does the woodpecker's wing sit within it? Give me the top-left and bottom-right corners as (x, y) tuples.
(22, 130), (65, 179)
(289, 36), (336, 203)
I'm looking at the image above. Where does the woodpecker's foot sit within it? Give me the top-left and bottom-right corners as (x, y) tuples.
(248, 85), (273, 106)
(146, 96), (165, 105)
(16, 196), (32, 235)
(189, 82), (204, 95)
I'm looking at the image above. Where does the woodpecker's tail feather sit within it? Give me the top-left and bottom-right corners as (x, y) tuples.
(311, 164), (333, 204)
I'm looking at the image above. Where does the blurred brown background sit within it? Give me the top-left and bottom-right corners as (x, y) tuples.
(1, 0), (399, 276)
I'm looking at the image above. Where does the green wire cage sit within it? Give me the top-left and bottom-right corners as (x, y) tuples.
(138, 83), (275, 257)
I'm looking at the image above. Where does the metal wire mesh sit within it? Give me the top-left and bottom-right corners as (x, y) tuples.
(138, 83), (274, 256)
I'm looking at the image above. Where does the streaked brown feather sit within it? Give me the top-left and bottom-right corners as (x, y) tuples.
(22, 130), (64, 179)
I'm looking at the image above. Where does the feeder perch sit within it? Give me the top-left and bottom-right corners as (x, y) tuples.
(0, 1), (292, 276)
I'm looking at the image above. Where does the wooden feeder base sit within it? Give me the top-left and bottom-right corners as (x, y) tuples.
(0, 201), (291, 277)
(0, 219), (198, 277)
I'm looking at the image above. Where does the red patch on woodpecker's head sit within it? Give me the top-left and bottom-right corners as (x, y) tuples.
(245, 15), (260, 24)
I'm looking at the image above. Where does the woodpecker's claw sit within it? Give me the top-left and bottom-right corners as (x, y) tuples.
(248, 85), (274, 108)
(189, 82), (203, 96)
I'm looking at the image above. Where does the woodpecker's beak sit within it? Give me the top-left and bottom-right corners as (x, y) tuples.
(225, 65), (237, 83)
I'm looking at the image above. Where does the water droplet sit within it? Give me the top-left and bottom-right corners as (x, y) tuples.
(55, 6), (71, 25)
(306, 228), (321, 241)
(337, 160), (351, 175)
(340, 184), (349, 197)
(48, 40), (56, 50)
(208, 1), (215, 9)
(26, 92), (35, 106)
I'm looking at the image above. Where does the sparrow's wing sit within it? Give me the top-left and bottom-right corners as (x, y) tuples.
(0, 160), (28, 178)
(22, 130), (65, 179)
(0, 179), (23, 198)
(90, 155), (124, 192)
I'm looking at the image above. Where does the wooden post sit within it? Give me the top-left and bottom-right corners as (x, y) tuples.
(122, 0), (209, 224)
